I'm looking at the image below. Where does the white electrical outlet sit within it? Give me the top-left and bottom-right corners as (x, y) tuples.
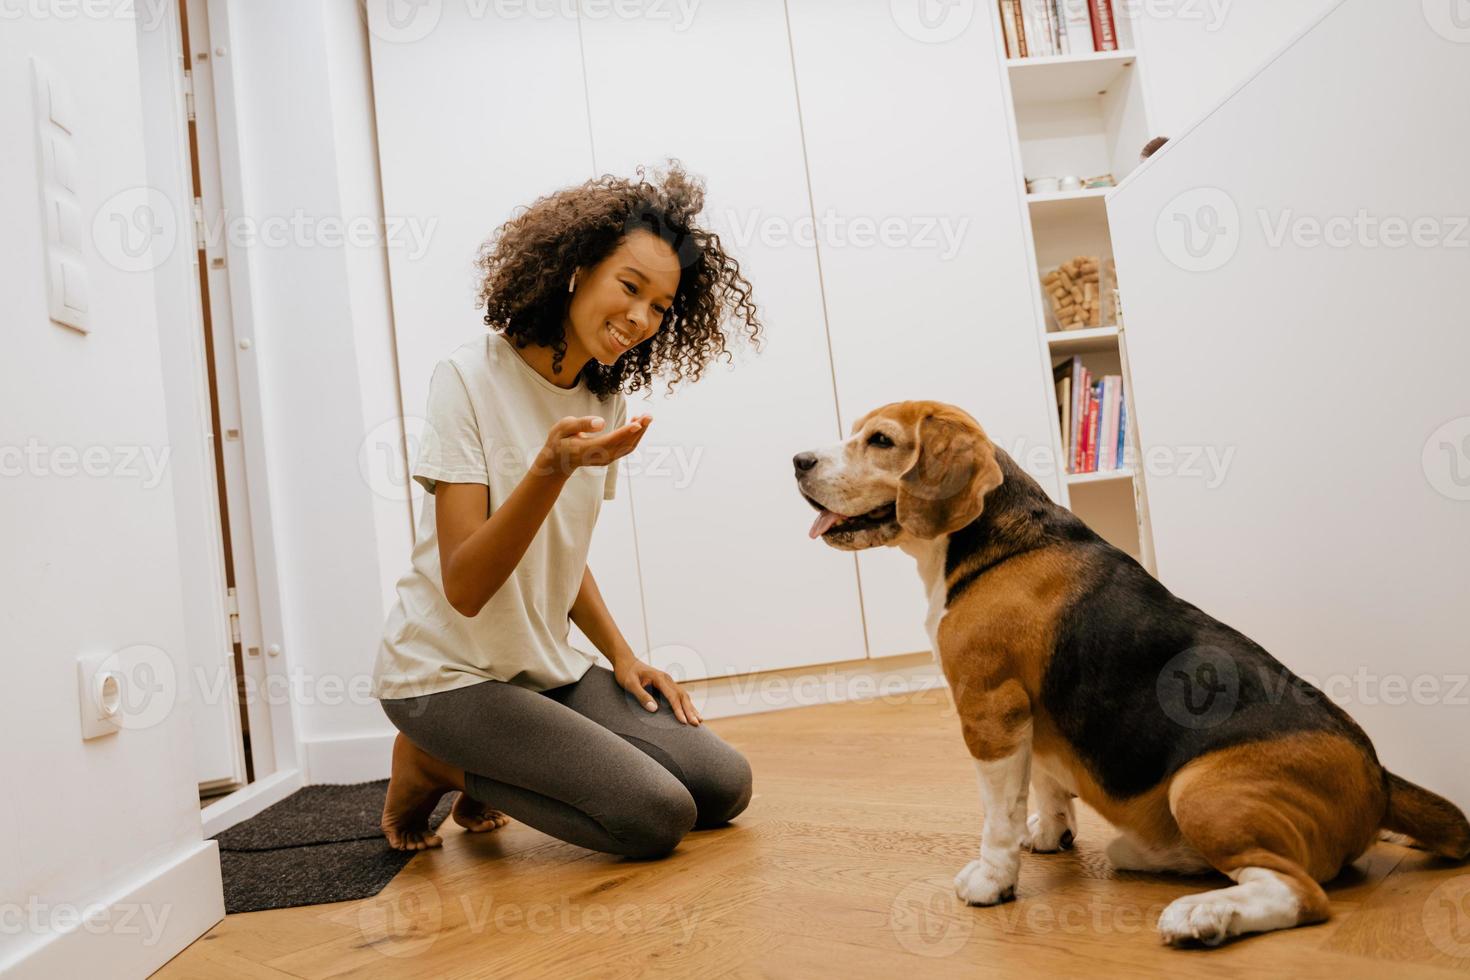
(77, 651), (123, 740)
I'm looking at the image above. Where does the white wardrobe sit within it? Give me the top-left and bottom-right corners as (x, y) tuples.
(368, 0), (1059, 680)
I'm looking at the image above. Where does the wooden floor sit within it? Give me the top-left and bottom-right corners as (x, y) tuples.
(159, 694), (1470, 979)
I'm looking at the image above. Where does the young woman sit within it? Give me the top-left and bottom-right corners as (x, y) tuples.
(372, 164), (761, 859)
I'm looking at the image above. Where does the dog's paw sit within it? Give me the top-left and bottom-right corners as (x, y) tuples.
(1157, 897), (1236, 947)
(953, 859), (1016, 906)
(1022, 811), (1075, 853)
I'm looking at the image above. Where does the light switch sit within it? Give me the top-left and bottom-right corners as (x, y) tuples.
(60, 256), (89, 314)
(32, 56), (90, 336)
(47, 134), (78, 193)
(49, 254), (89, 334)
(55, 194), (83, 251)
(46, 74), (77, 135)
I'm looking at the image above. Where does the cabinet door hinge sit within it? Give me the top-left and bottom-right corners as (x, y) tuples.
(182, 67), (196, 121)
(226, 587), (241, 644)
(193, 197), (207, 251)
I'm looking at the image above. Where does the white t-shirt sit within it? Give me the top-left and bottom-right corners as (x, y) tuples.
(371, 331), (626, 699)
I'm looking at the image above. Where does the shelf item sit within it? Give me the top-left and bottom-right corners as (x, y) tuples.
(1046, 325), (1119, 355)
(1043, 255), (1105, 329)
(1054, 356), (1126, 477)
(1007, 50), (1137, 105)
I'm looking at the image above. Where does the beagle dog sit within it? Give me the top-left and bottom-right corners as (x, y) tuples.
(794, 400), (1469, 946)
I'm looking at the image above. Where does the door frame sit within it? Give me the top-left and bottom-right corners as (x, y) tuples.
(154, 0), (305, 832)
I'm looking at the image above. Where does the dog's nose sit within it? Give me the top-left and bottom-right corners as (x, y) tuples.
(793, 452), (818, 473)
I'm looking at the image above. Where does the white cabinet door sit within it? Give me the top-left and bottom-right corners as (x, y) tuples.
(367, 8), (647, 654)
(579, 0), (867, 679)
(785, 0), (1063, 657)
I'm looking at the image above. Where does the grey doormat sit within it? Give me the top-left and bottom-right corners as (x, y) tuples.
(212, 779), (453, 914)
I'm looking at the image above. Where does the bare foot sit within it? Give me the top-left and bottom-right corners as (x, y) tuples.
(381, 732), (458, 851)
(451, 793), (511, 833)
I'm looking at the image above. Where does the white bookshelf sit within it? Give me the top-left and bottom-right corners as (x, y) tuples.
(1007, 49), (1138, 104)
(991, 5), (1155, 568)
(1067, 467), (1133, 486)
(1045, 324), (1118, 355)
(1025, 186), (1110, 206)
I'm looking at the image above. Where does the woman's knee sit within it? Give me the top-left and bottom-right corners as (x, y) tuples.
(691, 747), (753, 829)
(610, 779), (697, 859)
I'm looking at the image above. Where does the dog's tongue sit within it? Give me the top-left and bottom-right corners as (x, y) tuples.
(809, 510), (841, 539)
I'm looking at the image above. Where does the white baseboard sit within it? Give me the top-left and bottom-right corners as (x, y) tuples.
(292, 652), (948, 788)
(303, 730), (396, 785)
(685, 651), (947, 720)
(1, 840), (223, 980)
(199, 767), (305, 838)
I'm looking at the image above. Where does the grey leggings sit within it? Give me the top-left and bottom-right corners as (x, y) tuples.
(380, 666), (752, 859)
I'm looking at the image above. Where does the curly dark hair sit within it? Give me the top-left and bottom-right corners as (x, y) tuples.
(474, 162), (762, 399)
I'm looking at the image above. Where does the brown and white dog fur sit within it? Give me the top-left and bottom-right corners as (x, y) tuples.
(793, 400), (1470, 946)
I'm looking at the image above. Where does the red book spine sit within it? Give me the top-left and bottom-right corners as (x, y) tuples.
(1073, 367), (1089, 472)
(1087, 0), (1118, 51)
(1086, 385), (1101, 472)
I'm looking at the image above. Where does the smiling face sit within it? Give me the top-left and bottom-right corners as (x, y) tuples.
(793, 401), (1004, 551)
(566, 229), (682, 367)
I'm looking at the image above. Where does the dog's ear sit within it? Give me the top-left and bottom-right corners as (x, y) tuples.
(896, 414), (1003, 539)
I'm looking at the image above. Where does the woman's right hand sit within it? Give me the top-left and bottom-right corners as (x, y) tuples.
(535, 414), (651, 477)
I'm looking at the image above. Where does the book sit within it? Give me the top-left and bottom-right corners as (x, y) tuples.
(1020, 0), (1054, 57)
(998, 0), (1023, 59)
(1111, 387), (1123, 470)
(1055, 357), (1084, 473)
(1043, 0), (1060, 54)
(1085, 382), (1101, 473)
(1088, 0), (1118, 52)
(1059, 0), (1095, 55)
(1071, 361), (1088, 471)
(1052, 359), (1073, 470)
(1099, 376), (1120, 470)
(1059, 377), (1072, 462)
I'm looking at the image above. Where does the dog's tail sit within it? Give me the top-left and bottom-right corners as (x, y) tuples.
(1380, 771), (1470, 861)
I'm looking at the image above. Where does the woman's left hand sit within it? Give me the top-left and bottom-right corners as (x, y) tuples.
(614, 658), (701, 726)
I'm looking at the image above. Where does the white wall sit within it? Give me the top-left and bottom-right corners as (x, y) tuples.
(1127, 0), (1340, 138)
(1, 7), (221, 976)
(1110, 0), (1470, 808)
